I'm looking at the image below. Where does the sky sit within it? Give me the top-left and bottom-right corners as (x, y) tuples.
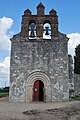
(0, 0), (80, 88)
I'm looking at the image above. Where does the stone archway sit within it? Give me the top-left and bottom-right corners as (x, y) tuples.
(26, 71), (51, 102)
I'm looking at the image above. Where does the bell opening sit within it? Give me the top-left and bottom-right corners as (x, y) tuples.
(43, 23), (51, 39)
(29, 22), (36, 39)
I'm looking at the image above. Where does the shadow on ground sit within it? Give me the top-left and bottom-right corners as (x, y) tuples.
(23, 107), (80, 120)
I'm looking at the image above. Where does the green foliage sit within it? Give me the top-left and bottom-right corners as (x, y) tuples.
(70, 96), (80, 101)
(0, 93), (9, 98)
(74, 44), (80, 74)
(0, 87), (9, 98)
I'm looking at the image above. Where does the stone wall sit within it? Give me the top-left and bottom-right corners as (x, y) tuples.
(74, 73), (80, 96)
(9, 34), (69, 102)
(68, 55), (74, 97)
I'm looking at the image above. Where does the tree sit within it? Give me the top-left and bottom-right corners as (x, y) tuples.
(74, 44), (80, 74)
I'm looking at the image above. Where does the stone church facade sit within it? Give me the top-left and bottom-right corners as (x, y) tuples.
(9, 3), (69, 102)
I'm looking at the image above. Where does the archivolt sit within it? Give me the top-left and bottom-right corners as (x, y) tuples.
(26, 71), (51, 86)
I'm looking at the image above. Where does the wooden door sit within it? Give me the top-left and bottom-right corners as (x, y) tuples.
(33, 80), (44, 101)
(33, 80), (39, 101)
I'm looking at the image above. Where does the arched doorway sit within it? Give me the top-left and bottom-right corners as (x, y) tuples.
(26, 71), (51, 102)
(33, 80), (44, 101)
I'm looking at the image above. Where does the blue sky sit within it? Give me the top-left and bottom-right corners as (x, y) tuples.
(0, 0), (80, 34)
(0, 0), (80, 87)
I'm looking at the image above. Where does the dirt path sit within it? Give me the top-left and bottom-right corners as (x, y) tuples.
(0, 97), (80, 120)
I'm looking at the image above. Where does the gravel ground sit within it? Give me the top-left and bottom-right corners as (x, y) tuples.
(0, 97), (80, 120)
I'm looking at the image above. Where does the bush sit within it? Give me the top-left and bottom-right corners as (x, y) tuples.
(0, 93), (9, 98)
(0, 87), (9, 93)
(70, 96), (80, 101)
(0, 87), (9, 98)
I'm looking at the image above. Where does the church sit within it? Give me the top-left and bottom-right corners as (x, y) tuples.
(9, 3), (69, 102)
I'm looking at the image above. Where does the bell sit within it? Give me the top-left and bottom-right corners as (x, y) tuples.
(29, 23), (36, 37)
(30, 30), (35, 37)
(45, 27), (49, 35)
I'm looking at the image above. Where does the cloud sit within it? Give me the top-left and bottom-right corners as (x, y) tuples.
(0, 17), (13, 51)
(67, 33), (80, 56)
(0, 57), (10, 74)
(0, 57), (10, 87)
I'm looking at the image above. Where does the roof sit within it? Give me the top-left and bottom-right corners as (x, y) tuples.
(37, 2), (45, 9)
(49, 9), (57, 15)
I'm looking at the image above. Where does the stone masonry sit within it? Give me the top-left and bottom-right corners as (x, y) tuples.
(74, 73), (80, 96)
(68, 55), (74, 97)
(9, 3), (69, 102)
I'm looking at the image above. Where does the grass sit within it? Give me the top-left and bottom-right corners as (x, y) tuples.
(0, 92), (9, 98)
(70, 96), (80, 101)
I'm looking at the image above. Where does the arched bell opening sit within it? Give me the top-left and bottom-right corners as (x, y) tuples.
(28, 20), (36, 39)
(33, 80), (44, 101)
(43, 20), (51, 39)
